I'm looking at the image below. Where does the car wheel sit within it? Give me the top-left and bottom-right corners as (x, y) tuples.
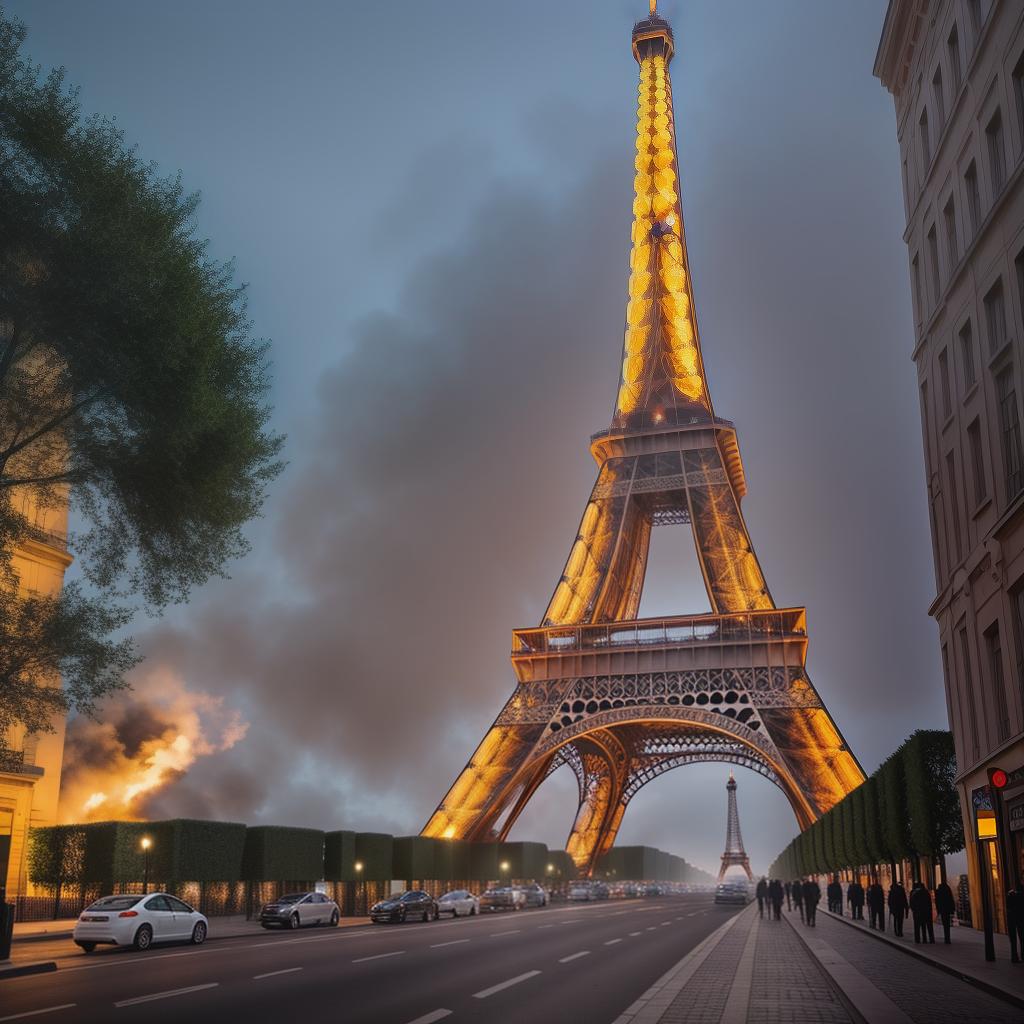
(133, 924), (153, 951)
(76, 941), (96, 954)
(330, 910), (340, 926)
(289, 913), (301, 930)
(191, 922), (207, 945)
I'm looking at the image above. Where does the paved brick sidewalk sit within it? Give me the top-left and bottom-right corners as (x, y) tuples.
(808, 910), (1019, 1024)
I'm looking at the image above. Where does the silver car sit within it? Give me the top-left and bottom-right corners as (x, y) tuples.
(259, 891), (340, 929)
(73, 893), (208, 952)
(437, 890), (479, 917)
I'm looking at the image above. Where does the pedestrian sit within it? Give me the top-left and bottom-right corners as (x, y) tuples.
(888, 879), (908, 938)
(784, 881), (792, 911)
(866, 881), (885, 931)
(802, 878), (821, 927)
(847, 880), (864, 920)
(1006, 889), (1024, 962)
(934, 878), (955, 944)
(792, 878), (804, 922)
(756, 876), (767, 919)
(769, 879), (784, 921)
(909, 882), (935, 944)
(827, 876), (843, 915)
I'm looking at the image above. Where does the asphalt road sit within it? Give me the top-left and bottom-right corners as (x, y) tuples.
(0, 894), (738, 1024)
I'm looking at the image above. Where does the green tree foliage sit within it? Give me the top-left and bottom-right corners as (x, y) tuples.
(879, 749), (914, 863)
(0, 12), (284, 752)
(821, 808), (836, 869)
(862, 775), (886, 867)
(903, 730), (964, 859)
(840, 791), (857, 869)
(849, 783), (869, 868)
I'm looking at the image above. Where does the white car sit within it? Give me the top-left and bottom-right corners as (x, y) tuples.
(437, 890), (479, 917)
(73, 893), (208, 953)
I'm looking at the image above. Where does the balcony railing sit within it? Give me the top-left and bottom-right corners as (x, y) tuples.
(512, 608), (806, 656)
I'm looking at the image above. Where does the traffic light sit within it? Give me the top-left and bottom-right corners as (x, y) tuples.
(988, 766), (1009, 790)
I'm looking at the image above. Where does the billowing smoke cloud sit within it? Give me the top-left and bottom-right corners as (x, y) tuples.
(60, 667), (248, 822)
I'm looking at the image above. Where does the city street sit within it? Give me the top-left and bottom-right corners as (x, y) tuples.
(1, 896), (735, 1024)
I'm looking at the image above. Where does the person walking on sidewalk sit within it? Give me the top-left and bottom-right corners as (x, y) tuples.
(769, 878), (784, 921)
(827, 877), (843, 914)
(934, 879), (955, 944)
(888, 880), (908, 937)
(847, 879), (864, 920)
(803, 878), (821, 927)
(784, 881), (792, 911)
(792, 878), (804, 922)
(867, 881), (885, 931)
(756, 877), (768, 919)
(909, 882), (935, 944)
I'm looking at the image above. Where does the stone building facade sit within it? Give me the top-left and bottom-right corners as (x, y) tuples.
(875, 0), (1024, 931)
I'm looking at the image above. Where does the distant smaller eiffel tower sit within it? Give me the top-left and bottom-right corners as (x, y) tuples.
(717, 773), (753, 882)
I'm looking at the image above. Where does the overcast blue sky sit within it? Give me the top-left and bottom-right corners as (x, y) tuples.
(9, 0), (942, 876)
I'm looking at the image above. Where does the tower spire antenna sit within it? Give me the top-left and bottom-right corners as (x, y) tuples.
(649, 0), (657, 16)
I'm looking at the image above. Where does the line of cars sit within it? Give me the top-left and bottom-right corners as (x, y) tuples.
(370, 882), (549, 924)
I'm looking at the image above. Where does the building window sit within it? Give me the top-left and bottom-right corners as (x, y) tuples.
(932, 66), (945, 128)
(986, 110), (1006, 196)
(965, 161), (981, 238)
(996, 366), (1024, 501)
(1014, 52), (1024, 152)
(946, 449), (963, 562)
(939, 347), (952, 418)
(959, 625), (981, 761)
(985, 622), (1010, 743)
(968, 417), (987, 506)
(921, 379), (933, 465)
(985, 280), (1006, 355)
(943, 197), (958, 272)
(960, 320), (976, 387)
(912, 253), (923, 323)
(927, 224), (940, 304)
(948, 26), (961, 93)
(1011, 586), (1024, 720)
(919, 107), (931, 168)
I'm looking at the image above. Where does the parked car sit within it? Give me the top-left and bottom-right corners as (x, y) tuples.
(714, 881), (752, 906)
(515, 882), (548, 908)
(479, 887), (525, 911)
(260, 891), (340, 929)
(73, 893), (208, 953)
(568, 881), (594, 902)
(437, 890), (479, 917)
(370, 890), (438, 923)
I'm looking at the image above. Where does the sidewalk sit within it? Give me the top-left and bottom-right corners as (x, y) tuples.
(819, 905), (1024, 1008)
(12, 912), (371, 943)
(614, 901), (1022, 1024)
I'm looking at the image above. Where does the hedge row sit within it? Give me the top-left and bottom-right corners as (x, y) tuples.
(596, 845), (714, 884)
(768, 730), (964, 881)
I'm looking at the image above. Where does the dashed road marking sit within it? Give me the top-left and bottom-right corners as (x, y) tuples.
(472, 970), (542, 999)
(115, 984), (219, 1007)
(0, 1007), (77, 1022)
(404, 1011), (452, 1024)
(604, 938), (622, 945)
(430, 939), (470, 948)
(489, 930), (521, 937)
(629, 931), (643, 936)
(253, 967), (303, 980)
(352, 951), (406, 963)
(646, 926), (657, 931)
(559, 951), (590, 963)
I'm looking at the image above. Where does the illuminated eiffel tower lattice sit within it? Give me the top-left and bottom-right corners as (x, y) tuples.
(422, 4), (864, 874)
(717, 774), (752, 882)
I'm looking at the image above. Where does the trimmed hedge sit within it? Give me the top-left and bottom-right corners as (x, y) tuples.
(242, 826), (324, 882)
(324, 830), (356, 882)
(393, 836), (437, 881)
(354, 833), (394, 881)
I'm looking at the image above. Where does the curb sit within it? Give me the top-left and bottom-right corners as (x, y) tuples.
(0, 960), (58, 981)
(820, 909), (1024, 1012)
(12, 930), (74, 944)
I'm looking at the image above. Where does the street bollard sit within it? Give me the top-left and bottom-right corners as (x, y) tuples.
(0, 899), (14, 961)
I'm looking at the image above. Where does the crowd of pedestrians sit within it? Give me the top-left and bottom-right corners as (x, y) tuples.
(754, 872), (960, 946)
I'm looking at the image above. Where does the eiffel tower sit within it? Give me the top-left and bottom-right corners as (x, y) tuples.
(422, 2), (864, 873)
(717, 774), (752, 883)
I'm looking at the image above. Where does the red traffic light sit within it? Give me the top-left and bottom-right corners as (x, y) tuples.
(989, 767), (1009, 789)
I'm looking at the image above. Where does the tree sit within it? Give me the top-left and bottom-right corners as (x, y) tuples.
(849, 783), (870, 871)
(903, 730), (964, 873)
(879, 751), (914, 877)
(822, 807), (837, 872)
(0, 12), (284, 750)
(861, 775), (885, 876)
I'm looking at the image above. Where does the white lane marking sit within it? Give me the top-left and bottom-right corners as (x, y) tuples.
(490, 930), (521, 937)
(404, 1011), (453, 1024)
(352, 951), (406, 963)
(604, 938), (622, 945)
(687, 911), (702, 916)
(430, 939), (470, 948)
(646, 926), (657, 931)
(114, 984), (219, 1008)
(558, 951), (590, 963)
(537, 924), (555, 929)
(472, 970), (542, 999)
(661, 921), (672, 925)
(629, 931), (643, 936)
(253, 967), (303, 980)
(0, 1008), (77, 1023)
(560, 920), (579, 925)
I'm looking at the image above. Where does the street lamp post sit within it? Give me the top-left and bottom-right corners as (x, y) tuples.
(140, 837), (152, 895)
